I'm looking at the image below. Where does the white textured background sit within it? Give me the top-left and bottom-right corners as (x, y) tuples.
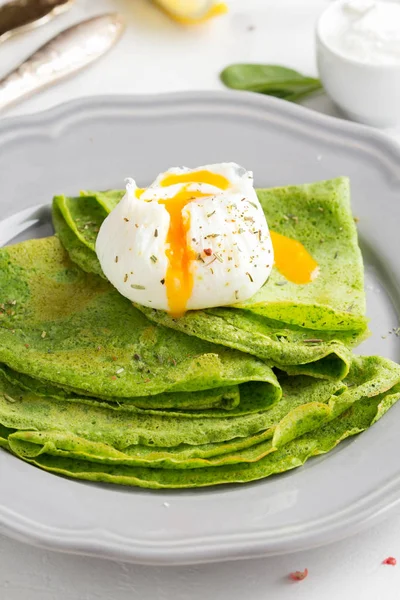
(1, 1), (400, 598)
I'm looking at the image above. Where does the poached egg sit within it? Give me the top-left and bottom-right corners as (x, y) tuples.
(96, 163), (274, 316)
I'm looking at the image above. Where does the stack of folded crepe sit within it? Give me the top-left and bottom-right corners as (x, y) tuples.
(0, 178), (399, 489)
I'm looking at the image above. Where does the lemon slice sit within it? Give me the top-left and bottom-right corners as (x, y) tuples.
(154, 0), (228, 24)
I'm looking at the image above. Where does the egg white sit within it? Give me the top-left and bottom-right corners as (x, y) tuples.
(96, 163), (274, 312)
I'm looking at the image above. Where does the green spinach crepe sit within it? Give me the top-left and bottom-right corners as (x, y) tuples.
(0, 176), (397, 490)
(0, 356), (399, 486)
(7, 389), (395, 489)
(53, 178), (369, 381)
(0, 237), (280, 408)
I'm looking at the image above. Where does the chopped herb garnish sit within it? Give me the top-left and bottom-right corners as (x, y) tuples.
(160, 278), (165, 285)
(150, 255), (158, 263)
(235, 290), (239, 300)
(207, 210), (216, 218)
(214, 252), (223, 263)
(204, 233), (221, 239)
(238, 228), (245, 234)
(246, 272), (253, 282)
(115, 256), (119, 263)
(124, 274), (128, 283)
(131, 284), (146, 290)
(154, 228), (158, 237)
(334, 251), (339, 259)
(124, 217), (129, 222)
(4, 394), (17, 403)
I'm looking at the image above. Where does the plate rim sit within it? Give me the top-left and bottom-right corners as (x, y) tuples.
(1, 91), (400, 565)
(2, 90), (400, 160)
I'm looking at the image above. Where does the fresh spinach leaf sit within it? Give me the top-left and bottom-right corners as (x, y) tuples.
(220, 64), (323, 102)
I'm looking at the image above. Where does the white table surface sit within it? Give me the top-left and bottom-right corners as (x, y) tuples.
(1, 1), (400, 598)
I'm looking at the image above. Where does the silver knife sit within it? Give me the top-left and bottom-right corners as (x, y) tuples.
(0, 13), (125, 112)
(0, 0), (75, 42)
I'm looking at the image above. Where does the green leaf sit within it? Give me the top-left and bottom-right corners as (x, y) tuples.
(284, 82), (324, 103)
(220, 64), (323, 103)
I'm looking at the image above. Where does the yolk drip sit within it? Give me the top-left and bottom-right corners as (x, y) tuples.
(161, 170), (230, 189)
(270, 231), (319, 284)
(159, 180), (222, 316)
(158, 172), (229, 315)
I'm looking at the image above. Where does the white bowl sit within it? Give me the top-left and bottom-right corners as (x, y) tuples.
(316, 0), (400, 127)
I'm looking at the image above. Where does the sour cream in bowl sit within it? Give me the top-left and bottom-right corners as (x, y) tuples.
(316, 0), (400, 127)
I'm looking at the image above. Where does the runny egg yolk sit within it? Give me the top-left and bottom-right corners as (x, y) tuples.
(137, 171), (317, 315)
(270, 231), (319, 284)
(160, 170), (230, 189)
(159, 171), (230, 316)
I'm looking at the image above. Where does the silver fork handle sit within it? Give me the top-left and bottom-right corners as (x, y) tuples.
(0, 13), (125, 112)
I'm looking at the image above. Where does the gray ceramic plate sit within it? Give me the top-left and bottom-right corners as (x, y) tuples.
(0, 92), (400, 565)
